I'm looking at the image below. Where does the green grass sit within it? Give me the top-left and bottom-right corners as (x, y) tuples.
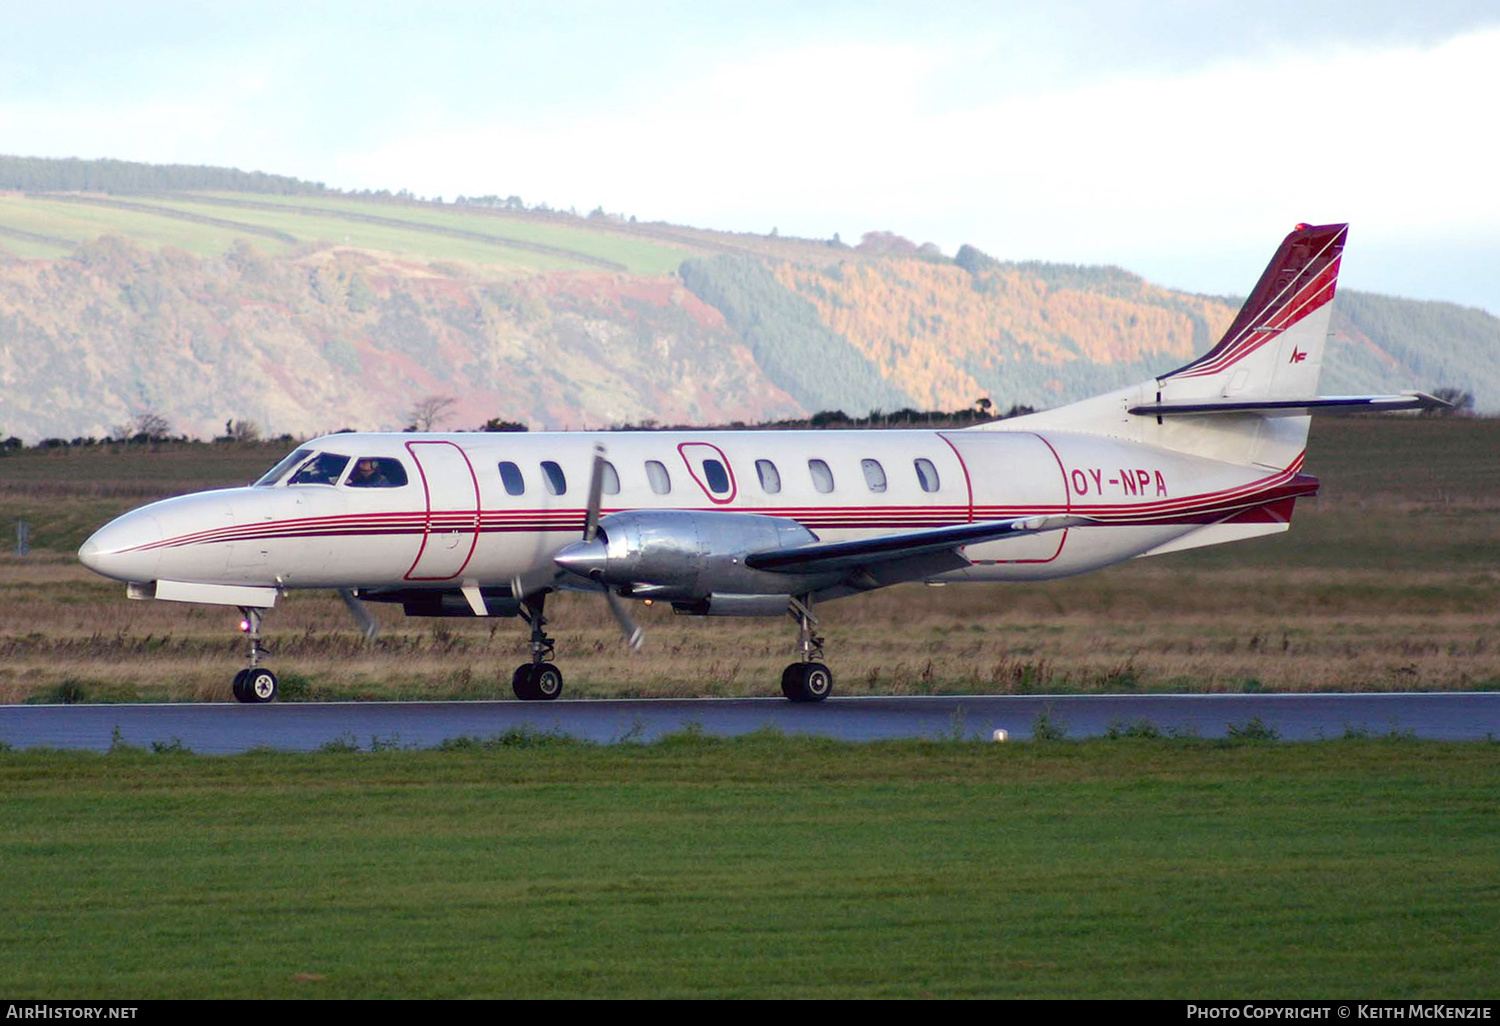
(192, 192), (692, 274)
(0, 191), (693, 274)
(159, 196), (594, 270)
(1, 736), (1496, 998)
(0, 194), (295, 258)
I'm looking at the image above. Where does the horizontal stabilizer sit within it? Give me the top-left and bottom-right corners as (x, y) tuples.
(1128, 392), (1449, 418)
(745, 515), (1086, 575)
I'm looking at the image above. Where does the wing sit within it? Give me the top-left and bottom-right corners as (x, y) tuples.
(743, 515), (1086, 582)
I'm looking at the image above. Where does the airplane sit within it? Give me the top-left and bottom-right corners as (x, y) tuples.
(77, 222), (1443, 703)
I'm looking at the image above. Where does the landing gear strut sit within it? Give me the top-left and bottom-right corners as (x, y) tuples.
(512, 593), (563, 700)
(781, 596), (833, 702)
(231, 606), (279, 704)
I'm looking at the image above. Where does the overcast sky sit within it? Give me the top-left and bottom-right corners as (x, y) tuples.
(5, 1), (1498, 312)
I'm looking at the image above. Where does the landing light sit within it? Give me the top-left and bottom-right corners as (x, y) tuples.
(239, 619), (252, 633)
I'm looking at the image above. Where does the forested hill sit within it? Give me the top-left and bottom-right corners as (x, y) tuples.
(0, 155), (333, 197)
(0, 156), (1494, 442)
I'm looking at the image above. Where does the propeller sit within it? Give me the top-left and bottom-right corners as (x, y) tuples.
(568, 444), (645, 652)
(338, 588), (379, 643)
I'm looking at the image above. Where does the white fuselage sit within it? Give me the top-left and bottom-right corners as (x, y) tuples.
(78, 425), (1311, 601)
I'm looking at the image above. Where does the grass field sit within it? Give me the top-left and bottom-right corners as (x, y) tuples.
(0, 190), (694, 274)
(2, 736), (1496, 998)
(2, 419), (1498, 703)
(190, 192), (694, 274)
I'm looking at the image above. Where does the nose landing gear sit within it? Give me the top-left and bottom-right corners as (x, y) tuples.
(231, 607), (278, 703)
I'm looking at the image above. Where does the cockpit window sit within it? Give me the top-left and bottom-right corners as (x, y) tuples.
(344, 457), (408, 488)
(288, 452), (351, 486)
(254, 448), (313, 487)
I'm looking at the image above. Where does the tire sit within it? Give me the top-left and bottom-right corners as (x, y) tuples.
(232, 668), (251, 703)
(781, 662), (833, 703)
(532, 663), (563, 701)
(512, 664), (538, 701)
(780, 663), (804, 701)
(244, 668), (278, 704)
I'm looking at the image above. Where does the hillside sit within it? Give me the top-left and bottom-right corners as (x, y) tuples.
(0, 156), (1495, 441)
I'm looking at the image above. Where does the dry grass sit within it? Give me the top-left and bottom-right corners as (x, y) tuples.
(4, 553), (1497, 703)
(4, 421), (1499, 702)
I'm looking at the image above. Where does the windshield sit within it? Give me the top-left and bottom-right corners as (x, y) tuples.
(254, 448), (313, 487)
(288, 452), (352, 486)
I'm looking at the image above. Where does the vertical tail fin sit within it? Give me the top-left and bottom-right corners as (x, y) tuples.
(1157, 222), (1346, 402)
(992, 223), (1349, 470)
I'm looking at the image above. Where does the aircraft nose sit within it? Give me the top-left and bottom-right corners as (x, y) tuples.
(78, 510), (163, 582)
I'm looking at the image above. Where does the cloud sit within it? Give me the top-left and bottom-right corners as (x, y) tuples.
(4, 13), (1494, 308)
(336, 28), (1498, 249)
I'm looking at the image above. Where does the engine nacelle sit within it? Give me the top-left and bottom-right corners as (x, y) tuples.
(553, 510), (832, 601)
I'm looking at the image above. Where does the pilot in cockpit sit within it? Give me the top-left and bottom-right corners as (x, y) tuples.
(347, 457), (399, 488)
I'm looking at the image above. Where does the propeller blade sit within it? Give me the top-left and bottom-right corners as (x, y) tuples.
(338, 588), (379, 643)
(605, 590), (645, 652)
(583, 444), (607, 542)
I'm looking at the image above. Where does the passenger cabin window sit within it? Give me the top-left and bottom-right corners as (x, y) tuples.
(756, 459), (781, 494)
(345, 457), (408, 488)
(541, 461), (567, 496)
(499, 461), (525, 496)
(861, 458), (887, 493)
(288, 452), (351, 486)
(255, 448), (313, 486)
(808, 459), (834, 494)
(602, 461), (621, 496)
(702, 458), (731, 495)
(914, 458), (941, 493)
(645, 460), (671, 495)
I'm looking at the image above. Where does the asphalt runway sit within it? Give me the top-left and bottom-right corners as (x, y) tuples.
(1, 692), (1497, 753)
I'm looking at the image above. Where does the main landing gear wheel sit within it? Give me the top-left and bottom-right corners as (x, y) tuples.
(233, 668), (279, 704)
(780, 596), (832, 702)
(781, 662), (833, 703)
(512, 662), (563, 701)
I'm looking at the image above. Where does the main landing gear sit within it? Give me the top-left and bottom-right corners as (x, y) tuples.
(511, 593), (563, 701)
(781, 597), (833, 702)
(231, 606), (279, 704)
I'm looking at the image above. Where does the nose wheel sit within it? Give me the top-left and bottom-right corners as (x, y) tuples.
(232, 607), (279, 703)
(232, 667), (279, 703)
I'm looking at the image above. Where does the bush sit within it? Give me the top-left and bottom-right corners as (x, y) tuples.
(1226, 717), (1280, 742)
(1031, 707), (1068, 742)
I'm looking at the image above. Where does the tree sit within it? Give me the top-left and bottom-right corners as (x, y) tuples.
(115, 411), (172, 442)
(955, 243), (1000, 275)
(408, 395), (458, 432)
(1426, 387), (1475, 417)
(220, 419), (262, 442)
